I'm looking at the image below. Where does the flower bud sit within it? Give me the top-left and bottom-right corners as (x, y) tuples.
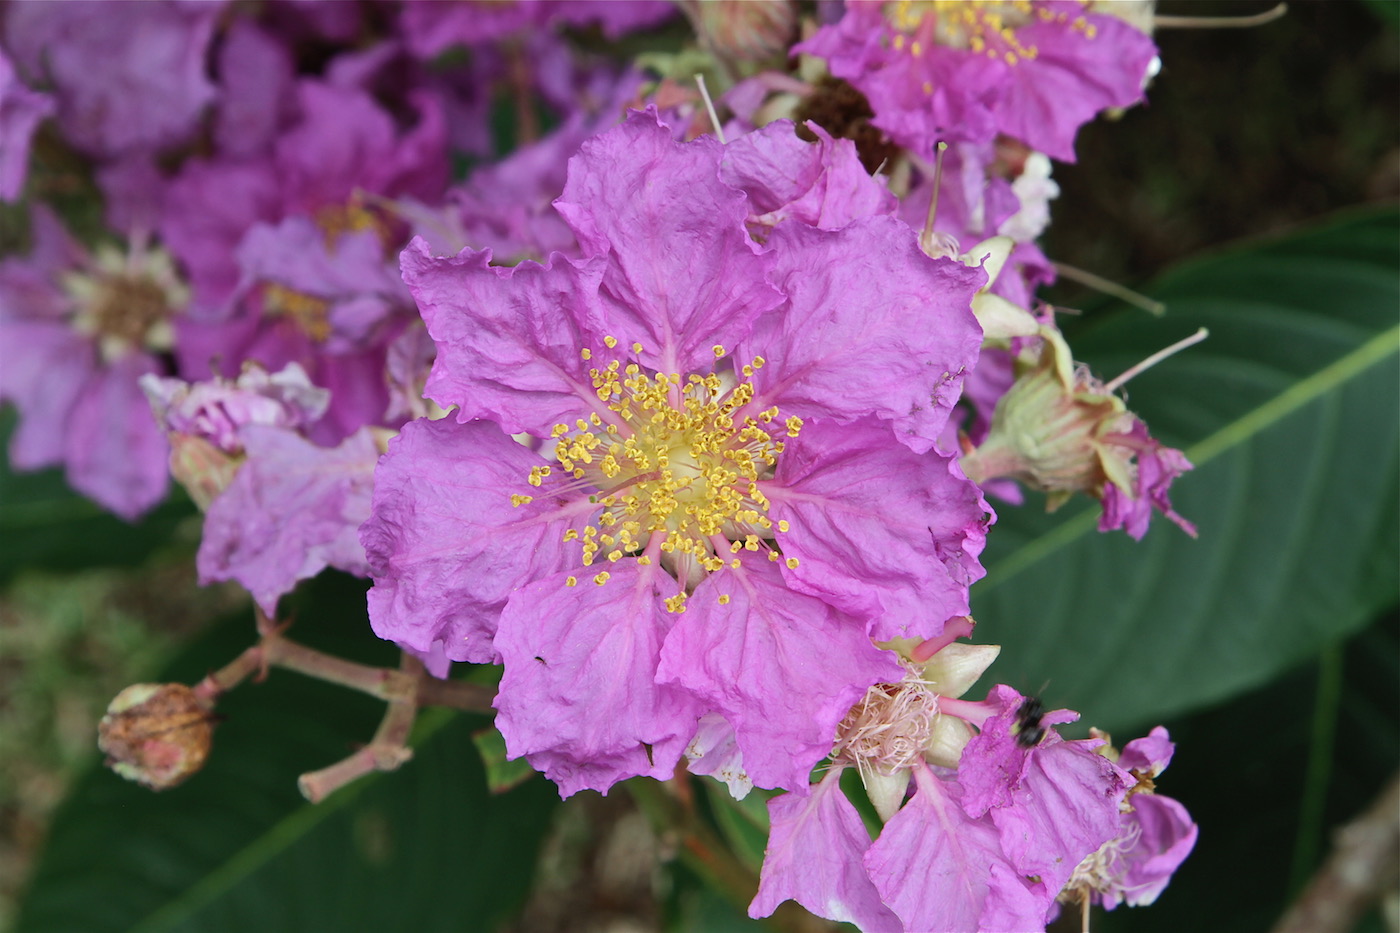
(98, 683), (215, 791)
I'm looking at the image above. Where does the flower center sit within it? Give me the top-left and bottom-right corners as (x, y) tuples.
(65, 243), (185, 361)
(520, 342), (803, 612)
(886, 1), (1057, 65)
(832, 674), (939, 777)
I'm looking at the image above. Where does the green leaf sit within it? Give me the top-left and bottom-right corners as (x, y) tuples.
(472, 725), (538, 794)
(0, 409), (197, 583)
(15, 572), (559, 933)
(973, 208), (1400, 731)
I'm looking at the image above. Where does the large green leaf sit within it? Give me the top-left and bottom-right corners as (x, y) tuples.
(0, 409), (197, 583)
(973, 208), (1399, 730)
(14, 573), (559, 933)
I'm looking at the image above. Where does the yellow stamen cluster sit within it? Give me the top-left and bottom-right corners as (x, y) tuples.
(888, 1), (1055, 66)
(263, 284), (332, 342)
(523, 342), (800, 610)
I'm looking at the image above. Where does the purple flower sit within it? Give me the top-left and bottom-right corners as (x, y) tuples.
(5, 0), (219, 158)
(751, 637), (1162, 932)
(0, 208), (185, 519)
(363, 111), (988, 796)
(799, 0), (1157, 161)
(751, 766), (903, 931)
(161, 77), (449, 442)
(0, 48), (52, 201)
(1062, 727), (1198, 911)
(959, 324), (1196, 539)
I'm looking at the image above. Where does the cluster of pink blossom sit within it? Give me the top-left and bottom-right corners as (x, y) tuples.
(1, 2), (1198, 930)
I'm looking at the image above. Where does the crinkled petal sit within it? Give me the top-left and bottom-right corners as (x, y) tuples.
(767, 417), (991, 641)
(6, 0), (218, 156)
(959, 684), (1079, 818)
(684, 713), (752, 801)
(198, 424), (378, 614)
(554, 109), (783, 374)
(720, 121), (896, 231)
(0, 47), (53, 201)
(0, 321), (91, 470)
(996, 4), (1156, 161)
(1105, 794), (1198, 909)
(161, 159), (282, 312)
(1099, 419), (1196, 540)
(749, 767), (901, 931)
(494, 561), (704, 797)
(361, 418), (589, 663)
(743, 216), (984, 450)
(991, 737), (1132, 895)
(402, 240), (606, 435)
(866, 763), (1039, 932)
(214, 20), (295, 159)
(1119, 726), (1176, 777)
(65, 354), (170, 520)
(657, 555), (903, 791)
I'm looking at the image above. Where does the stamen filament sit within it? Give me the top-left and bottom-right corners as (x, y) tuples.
(1104, 327), (1208, 393)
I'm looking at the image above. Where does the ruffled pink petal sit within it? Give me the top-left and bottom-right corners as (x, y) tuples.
(684, 713), (752, 800)
(749, 767), (902, 931)
(65, 354), (170, 521)
(1105, 794), (1198, 909)
(493, 562), (704, 797)
(401, 240), (605, 435)
(719, 121), (897, 231)
(657, 555), (904, 791)
(1118, 726), (1176, 776)
(995, 4), (1157, 162)
(766, 417), (991, 642)
(198, 424), (379, 614)
(554, 109), (783, 375)
(866, 763), (1039, 931)
(990, 737), (1132, 895)
(361, 418), (590, 664)
(958, 684), (1078, 818)
(742, 216), (984, 451)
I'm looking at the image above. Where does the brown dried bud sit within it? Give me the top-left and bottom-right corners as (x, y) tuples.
(98, 683), (216, 791)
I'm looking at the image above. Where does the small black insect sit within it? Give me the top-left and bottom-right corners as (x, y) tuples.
(1013, 696), (1046, 748)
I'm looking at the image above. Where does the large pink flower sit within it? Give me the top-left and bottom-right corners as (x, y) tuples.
(362, 112), (990, 796)
(800, 0), (1157, 161)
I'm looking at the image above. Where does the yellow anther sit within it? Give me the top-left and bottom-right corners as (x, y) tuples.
(911, 40), (923, 56)
(785, 557), (799, 569)
(608, 550), (623, 562)
(730, 558), (742, 569)
(785, 415), (803, 438)
(510, 494), (533, 507)
(768, 551), (779, 561)
(594, 571), (611, 585)
(751, 356), (766, 369)
(566, 576), (578, 587)
(604, 335), (618, 348)
(777, 520), (790, 533)
(712, 344), (726, 359)
(893, 33), (905, 50)
(632, 341), (643, 354)
(637, 555), (652, 566)
(665, 593), (688, 613)
(744, 535), (760, 551)
(581, 348), (592, 360)
(718, 594), (731, 605)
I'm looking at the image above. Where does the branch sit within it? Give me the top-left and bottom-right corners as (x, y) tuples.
(1269, 770), (1400, 933)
